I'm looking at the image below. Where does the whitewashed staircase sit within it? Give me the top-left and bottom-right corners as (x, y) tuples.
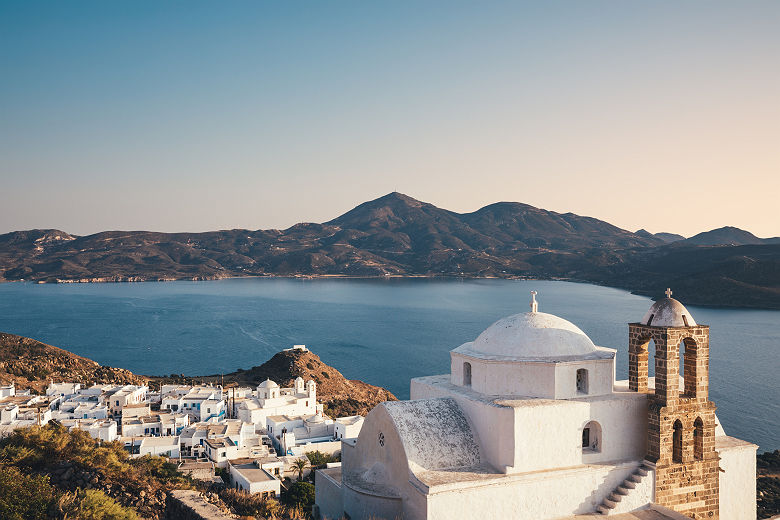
(597, 462), (654, 515)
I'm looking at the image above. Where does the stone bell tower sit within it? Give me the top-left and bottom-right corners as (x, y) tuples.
(628, 289), (719, 519)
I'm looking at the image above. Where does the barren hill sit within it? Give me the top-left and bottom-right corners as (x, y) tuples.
(206, 348), (397, 417)
(0, 332), (143, 392)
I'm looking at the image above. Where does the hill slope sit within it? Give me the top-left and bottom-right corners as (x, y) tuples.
(202, 348), (397, 417)
(0, 332), (143, 392)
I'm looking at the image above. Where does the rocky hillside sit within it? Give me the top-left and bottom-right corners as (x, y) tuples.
(0, 332), (143, 392)
(203, 348), (397, 417)
(0, 192), (778, 308)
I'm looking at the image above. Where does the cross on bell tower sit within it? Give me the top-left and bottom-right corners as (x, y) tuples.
(529, 291), (538, 313)
(665, 288), (673, 298)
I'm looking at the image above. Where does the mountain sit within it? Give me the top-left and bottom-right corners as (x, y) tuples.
(0, 192), (778, 308)
(684, 226), (766, 246)
(654, 232), (686, 243)
(197, 348), (397, 417)
(0, 332), (143, 392)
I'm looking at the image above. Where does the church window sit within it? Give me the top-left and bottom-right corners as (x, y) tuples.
(672, 419), (683, 463)
(576, 369), (588, 394)
(582, 421), (602, 453)
(694, 417), (704, 460)
(463, 362), (472, 387)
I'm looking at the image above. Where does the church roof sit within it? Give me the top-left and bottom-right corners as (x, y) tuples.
(641, 297), (697, 327)
(453, 311), (605, 362)
(257, 379), (279, 389)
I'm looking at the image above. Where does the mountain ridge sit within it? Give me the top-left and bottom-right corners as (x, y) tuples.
(1, 193), (778, 309)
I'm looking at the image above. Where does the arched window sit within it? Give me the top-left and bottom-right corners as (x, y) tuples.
(672, 419), (683, 463)
(576, 368), (588, 394)
(581, 421), (602, 453)
(680, 337), (697, 398)
(463, 362), (472, 387)
(694, 417), (704, 460)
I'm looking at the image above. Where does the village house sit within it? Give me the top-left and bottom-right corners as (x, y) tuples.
(315, 291), (757, 520)
(121, 412), (190, 437)
(236, 376), (321, 429)
(60, 418), (118, 442)
(161, 385), (225, 422)
(228, 457), (281, 497)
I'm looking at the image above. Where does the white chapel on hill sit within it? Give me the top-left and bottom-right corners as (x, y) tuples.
(315, 291), (757, 520)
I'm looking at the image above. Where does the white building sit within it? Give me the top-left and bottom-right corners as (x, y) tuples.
(161, 385), (225, 422)
(267, 412), (347, 457)
(61, 418), (118, 442)
(228, 458), (282, 497)
(121, 412), (189, 437)
(316, 292), (757, 520)
(334, 416), (364, 441)
(46, 382), (81, 398)
(0, 383), (15, 398)
(98, 385), (148, 416)
(236, 377), (321, 429)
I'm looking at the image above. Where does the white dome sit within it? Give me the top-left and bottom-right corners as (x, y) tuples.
(257, 379), (279, 389)
(641, 298), (697, 327)
(455, 311), (597, 361)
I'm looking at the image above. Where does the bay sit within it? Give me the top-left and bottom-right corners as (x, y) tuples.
(0, 278), (777, 451)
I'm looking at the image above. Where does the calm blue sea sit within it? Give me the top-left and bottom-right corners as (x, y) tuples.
(0, 278), (777, 451)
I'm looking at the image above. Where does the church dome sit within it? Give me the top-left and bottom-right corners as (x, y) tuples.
(257, 379), (279, 389)
(641, 297), (696, 327)
(460, 311), (597, 360)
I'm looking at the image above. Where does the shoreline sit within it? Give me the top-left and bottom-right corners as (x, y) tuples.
(2, 273), (778, 311)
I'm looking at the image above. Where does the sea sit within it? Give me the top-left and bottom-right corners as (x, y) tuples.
(0, 278), (777, 451)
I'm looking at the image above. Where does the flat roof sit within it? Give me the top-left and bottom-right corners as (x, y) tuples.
(232, 464), (277, 482)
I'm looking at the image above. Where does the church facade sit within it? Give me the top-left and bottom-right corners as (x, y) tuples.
(315, 292), (757, 519)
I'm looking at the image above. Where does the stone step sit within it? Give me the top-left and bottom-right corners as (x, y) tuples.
(597, 505), (612, 515)
(636, 467), (648, 477)
(629, 473), (642, 483)
(615, 485), (630, 495)
(622, 479), (636, 489)
(604, 497), (618, 508)
(608, 492), (623, 503)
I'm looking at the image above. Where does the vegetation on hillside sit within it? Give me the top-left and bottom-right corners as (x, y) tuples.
(0, 423), (187, 519)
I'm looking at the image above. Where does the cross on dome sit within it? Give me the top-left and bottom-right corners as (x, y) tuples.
(665, 288), (673, 298)
(530, 291), (538, 313)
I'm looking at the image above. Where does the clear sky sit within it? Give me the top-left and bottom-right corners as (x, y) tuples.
(1, 1), (778, 238)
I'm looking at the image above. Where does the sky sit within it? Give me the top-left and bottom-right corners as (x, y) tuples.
(1, 1), (778, 238)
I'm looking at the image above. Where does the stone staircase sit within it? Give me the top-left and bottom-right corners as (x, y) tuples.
(596, 462), (654, 515)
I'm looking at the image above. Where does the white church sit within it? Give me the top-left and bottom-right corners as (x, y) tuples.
(315, 291), (757, 520)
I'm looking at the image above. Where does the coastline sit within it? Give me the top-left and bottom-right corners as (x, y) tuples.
(2, 273), (778, 310)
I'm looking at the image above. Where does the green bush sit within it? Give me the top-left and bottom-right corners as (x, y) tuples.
(283, 481), (315, 510)
(0, 466), (55, 520)
(56, 489), (139, 520)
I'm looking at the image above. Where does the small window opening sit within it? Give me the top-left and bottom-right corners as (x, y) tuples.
(694, 417), (704, 460)
(576, 368), (588, 394)
(463, 362), (472, 387)
(581, 428), (590, 448)
(673, 419), (683, 463)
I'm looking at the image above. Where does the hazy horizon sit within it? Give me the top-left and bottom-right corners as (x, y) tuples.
(2, 1), (778, 237)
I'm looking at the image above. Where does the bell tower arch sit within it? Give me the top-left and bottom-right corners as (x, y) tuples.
(628, 289), (719, 519)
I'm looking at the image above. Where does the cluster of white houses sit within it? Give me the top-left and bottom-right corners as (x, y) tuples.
(0, 345), (363, 500)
